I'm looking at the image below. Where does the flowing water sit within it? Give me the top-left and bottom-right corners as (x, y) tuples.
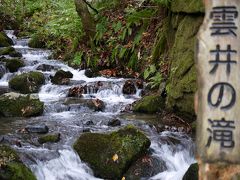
(0, 30), (195, 180)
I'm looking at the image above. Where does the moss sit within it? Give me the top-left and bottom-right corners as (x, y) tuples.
(0, 145), (36, 180)
(6, 59), (25, 73)
(38, 133), (61, 144)
(0, 93), (44, 117)
(0, 32), (13, 47)
(133, 95), (165, 114)
(166, 15), (203, 120)
(28, 33), (46, 48)
(182, 163), (199, 180)
(0, 47), (15, 55)
(171, 0), (204, 13)
(73, 125), (150, 179)
(9, 72), (45, 94)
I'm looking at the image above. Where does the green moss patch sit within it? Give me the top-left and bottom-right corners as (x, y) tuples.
(73, 125), (150, 179)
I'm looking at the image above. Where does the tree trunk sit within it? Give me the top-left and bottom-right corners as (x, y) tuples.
(75, 0), (96, 40)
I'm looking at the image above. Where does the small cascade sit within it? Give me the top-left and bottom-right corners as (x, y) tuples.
(0, 31), (195, 180)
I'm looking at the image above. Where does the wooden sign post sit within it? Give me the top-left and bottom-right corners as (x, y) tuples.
(197, 0), (240, 179)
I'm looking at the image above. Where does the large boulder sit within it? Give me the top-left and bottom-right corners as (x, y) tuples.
(166, 15), (203, 121)
(73, 125), (151, 179)
(171, 0), (204, 13)
(183, 163), (199, 180)
(0, 46), (15, 55)
(0, 32), (13, 47)
(9, 72), (45, 94)
(0, 93), (44, 117)
(51, 70), (73, 85)
(0, 145), (36, 180)
(6, 58), (24, 72)
(133, 95), (165, 114)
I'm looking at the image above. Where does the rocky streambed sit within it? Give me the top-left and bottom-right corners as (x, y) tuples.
(0, 30), (196, 180)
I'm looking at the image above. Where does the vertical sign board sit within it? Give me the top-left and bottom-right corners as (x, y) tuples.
(197, 0), (240, 163)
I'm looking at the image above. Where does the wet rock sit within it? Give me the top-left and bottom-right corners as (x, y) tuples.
(25, 125), (49, 134)
(136, 79), (144, 89)
(73, 125), (151, 179)
(122, 80), (136, 95)
(0, 46), (15, 55)
(6, 58), (24, 72)
(82, 128), (91, 133)
(9, 50), (22, 58)
(0, 145), (36, 180)
(0, 93), (44, 117)
(0, 32), (13, 47)
(38, 133), (61, 144)
(0, 63), (6, 78)
(183, 163), (199, 180)
(133, 95), (165, 114)
(51, 69), (73, 85)
(68, 86), (84, 98)
(85, 120), (94, 126)
(107, 119), (121, 127)
(124, 155), (167, 179)
(9, 71), (45, 94)
(85, 68), (94, 78)
(91, 99), (105, 111)
(36, 64), (55, 72)
(0, 86), (9, 95)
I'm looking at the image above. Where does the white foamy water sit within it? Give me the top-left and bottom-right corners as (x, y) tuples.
(31, 149), (102, 180)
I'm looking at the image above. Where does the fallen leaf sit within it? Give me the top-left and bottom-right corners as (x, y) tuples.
(112, 154), (118, 162)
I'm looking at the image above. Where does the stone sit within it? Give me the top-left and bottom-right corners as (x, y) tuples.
(0, 145), (36, 180)
(38, 133), (61, 144)
(28, 33), (46, 48)
(6, 58), (24, 72)
(133, 95), (165, 114)
(51, 69), (73, 85)
(68, 86), (84, 98)
(36, 64), (55, 72)
(0, 93), (44, 117)
(9, 51), (22, 58)
(122, 80), (136, 95)
(107, 119), (121, 127)
(183, 163), (199, 180)
(166, 15), (203, 121)
(9, 71), (45, 94)
(25, 125), (49, 134)
(73, 125), (151, 179)
(0, 46), (15, 55)
(171, 0), (204, 13)
(91, 99), (105, 111)
(0, 32), (13, 47)
(85, 68), (94, 78)
(124, 155), (167, 179)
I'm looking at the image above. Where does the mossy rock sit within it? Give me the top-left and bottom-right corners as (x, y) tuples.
(73, 125), (151, 179)
(0, 92), (44, 117)
(38, 133), (61, 144)
(0, 47), (15, 56)
(133, 95), (165, 114)
(182, 163), (199, 180)
(51, 70), (73, 85)
(166, 15), (203, 121)
(9, 71), (45, 94)
(0, 32), (13, 47)
(0, 145), (36, 180)
(171, 0), (204, 13)
(28, 33), (46, 48)
(6, 59), (24, 73)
